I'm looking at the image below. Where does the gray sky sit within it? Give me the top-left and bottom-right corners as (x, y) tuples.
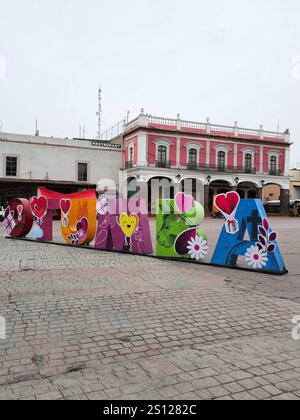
(0, 0), (299, 167)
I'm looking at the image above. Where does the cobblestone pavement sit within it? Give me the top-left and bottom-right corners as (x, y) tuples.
(0, 218), (300, 400)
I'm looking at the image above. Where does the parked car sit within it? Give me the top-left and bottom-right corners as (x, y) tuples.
(0, 206), (5, 222)
(264, 201), (281, 214)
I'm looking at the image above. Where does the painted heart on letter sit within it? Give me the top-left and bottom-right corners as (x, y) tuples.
(215, 191), (240, 217)
(119, 213), (139, 237)
(60, 199), (72, 215)
(76, 217), (88, 241)
(175, 192), (195, 214)
(30, 196), (48, 219)
(174, 228), (197, 256)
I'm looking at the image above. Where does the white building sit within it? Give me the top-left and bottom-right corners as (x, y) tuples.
(0, 132), (122, 206)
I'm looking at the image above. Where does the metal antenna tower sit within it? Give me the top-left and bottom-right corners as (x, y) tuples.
(96, 87), (102, 140)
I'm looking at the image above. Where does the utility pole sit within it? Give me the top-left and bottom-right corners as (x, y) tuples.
(96, 87), (102, 140)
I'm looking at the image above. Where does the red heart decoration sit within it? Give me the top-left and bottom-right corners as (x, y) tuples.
(215, 191), (240, 216)
(30, 196), (48, 219)
(60, 199), (71, 215)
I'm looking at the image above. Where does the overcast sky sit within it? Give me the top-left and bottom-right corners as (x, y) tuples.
(0, 0), (299, 167)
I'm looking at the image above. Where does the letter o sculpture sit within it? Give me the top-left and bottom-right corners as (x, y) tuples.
(4, 198), (33, 237)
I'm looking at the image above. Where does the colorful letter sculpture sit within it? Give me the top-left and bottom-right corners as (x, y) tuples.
(95, 198), (153, 254)
(29, 188), (97, 243)
(61, 198), (97, 245)
(156, 193), (208, 261)
(211, 196), (286, 273)
(4, 198), (33, 237)
(3, 188), (287, 274)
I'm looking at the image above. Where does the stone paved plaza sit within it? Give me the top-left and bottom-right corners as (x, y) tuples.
(0, 218), (300, 400)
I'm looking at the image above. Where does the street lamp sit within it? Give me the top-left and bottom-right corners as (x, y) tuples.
(234, 177), (240, 186)
(206, 175), (212, 185)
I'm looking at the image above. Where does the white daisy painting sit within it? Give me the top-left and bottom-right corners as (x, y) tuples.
(245, 245), (268, 270)
(187, 235), (209, 261)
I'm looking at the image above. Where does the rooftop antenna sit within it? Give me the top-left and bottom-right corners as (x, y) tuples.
(96, 87), (102, 140)
(79, 125), (82, 139)
(0, 120), (2, 134)
(127, 110), (130, 123)
(83, 125), (85, 139)
(277, 120), (280, 133)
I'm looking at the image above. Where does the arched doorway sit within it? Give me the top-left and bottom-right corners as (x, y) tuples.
(208, 180), (232, 212)
(263, 184), (281, 203)
(147, 176), (174, 214)
(127, 177), (138, 199)
(263, 183), (287, 215)
(237, 182), (258, 200)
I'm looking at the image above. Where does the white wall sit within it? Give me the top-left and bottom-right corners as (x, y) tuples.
(0, 133), (123, 186)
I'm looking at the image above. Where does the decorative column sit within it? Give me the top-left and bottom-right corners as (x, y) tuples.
(234, 121), (239, 137)
(233, 143), (238, 169)
(176, 137), (181, 168)
(206, 140), (211, 167)
(136, 179), (148, 204)
(206, 118), (211, 134)
(280, 189), (290, 216)
(137, 132), (148, 167)
(284, 148), (291, 176)
(173, 181), (181, 198)
(138, 109), (149, 128)
(256, 187), (263, 200)
(176, 114), (182, 131)
(259, 125), (264, 140)
(260, 146), (264, 175)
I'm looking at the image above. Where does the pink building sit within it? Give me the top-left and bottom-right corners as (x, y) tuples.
(122, 110), (291, 215)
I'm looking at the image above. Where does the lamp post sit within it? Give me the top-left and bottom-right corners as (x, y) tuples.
(204, 176), (212, 216)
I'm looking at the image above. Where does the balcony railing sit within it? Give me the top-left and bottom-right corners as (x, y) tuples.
(124, 112), (290, 143)
(156, 160), (171, 169)
(268, 169), (284, 176)
(186, 164), (257, 174)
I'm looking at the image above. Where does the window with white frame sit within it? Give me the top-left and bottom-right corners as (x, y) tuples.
(5, 156), (18, 177)
(129, 145), (134, 163)
(244, 153), (253, 172)
(157, 145), (167, 164)
(154, 139), (171, 167)
(188, 148), (197, 167)
(217, 151), (226, 169)
(77, 162), (88, 182)
(270, 156), (278, 174)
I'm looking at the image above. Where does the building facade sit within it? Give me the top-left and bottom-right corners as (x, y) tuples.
(123, 111), (291, 215)
(0, 133), (123, 206)
(0, 111), (292, 215)
(290, 169), (300, 200)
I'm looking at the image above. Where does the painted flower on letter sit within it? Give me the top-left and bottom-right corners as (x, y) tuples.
(187, 235), (208, 261)
(245, 245), (268, 270)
